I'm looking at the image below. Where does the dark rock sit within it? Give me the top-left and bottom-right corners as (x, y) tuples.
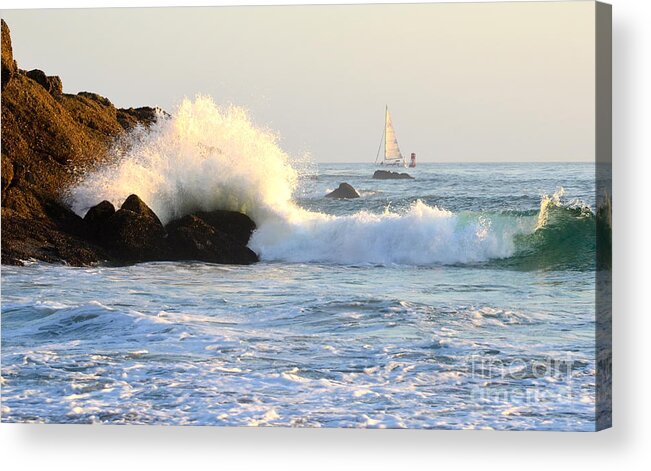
(83, 200), (115, 238)
(1, 203), (109, 266)
(166, 214), (258, 265)
(43, 199), (88, 238)
(1, 214), (109, 266)
(373, 170), (414, 180)
(99, 195), (167, 261)
(86, 198), (259, 265)
(120, 194), (162, 224)
(190, 210), (257, 247)
(326, 182), (360, 199)
(26, 69), (62, 96)
(76, 196), (259, 265)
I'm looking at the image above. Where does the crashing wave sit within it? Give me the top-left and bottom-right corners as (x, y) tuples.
(68, 97), (599, 270)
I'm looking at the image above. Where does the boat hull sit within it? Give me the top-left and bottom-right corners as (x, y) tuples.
(379, 160), (406, 167)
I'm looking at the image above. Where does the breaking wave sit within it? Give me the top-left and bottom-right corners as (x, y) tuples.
(68, 96), (600, 270)
(69, 96), (299, 224)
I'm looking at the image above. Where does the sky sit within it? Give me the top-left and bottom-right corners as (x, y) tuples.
(1, 2), (596, 163)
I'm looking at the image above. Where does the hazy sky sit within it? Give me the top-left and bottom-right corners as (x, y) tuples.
(2, 2), (596, 162)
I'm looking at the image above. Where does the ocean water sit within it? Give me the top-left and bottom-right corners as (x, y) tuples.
(1, 99), (603, 429)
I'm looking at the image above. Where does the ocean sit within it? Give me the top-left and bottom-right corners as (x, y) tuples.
(1, 99), (604, 429)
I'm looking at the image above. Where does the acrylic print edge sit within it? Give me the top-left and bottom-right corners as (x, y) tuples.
(595, 0), (612, 432)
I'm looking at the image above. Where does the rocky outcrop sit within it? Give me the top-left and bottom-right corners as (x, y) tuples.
(372, 170), (414, 180)
(1, 199), (109, 266)
(1, 215), (109, 266)
(80, 196), (258, 265)
(188, 210), (257, 246)
(83, 200), (115, 237)
(1, 20), (154, 265)
(325, 182), (360, 199)
(166, 213), (258, 265)
(25, 69), (62, 96)
(1, 19), (159, 216)
(1, 19), (17, 91)
(1, 20), (256, 267)
(116, 107), (163, 129)
(96, 195), (168, 262)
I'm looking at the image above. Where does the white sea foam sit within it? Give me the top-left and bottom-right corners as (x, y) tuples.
(68, 96), (531, 265)
(1, 258), (598, 429)
(250, 201), (523, 265)
(69, 96), (299, 225)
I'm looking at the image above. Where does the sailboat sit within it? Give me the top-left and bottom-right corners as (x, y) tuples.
(375, 106), (406, 167)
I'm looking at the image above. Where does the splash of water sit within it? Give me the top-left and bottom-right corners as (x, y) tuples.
(69, 95), (299, 224)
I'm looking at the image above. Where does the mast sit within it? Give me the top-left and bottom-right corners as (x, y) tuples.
(375, 110), (384, 165)
(384, 105), (388, 164)
(375, 105), (387, 165)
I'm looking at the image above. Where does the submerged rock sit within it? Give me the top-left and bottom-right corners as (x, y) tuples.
(326, 182), (360, 199)
(372, 170), (414, 180)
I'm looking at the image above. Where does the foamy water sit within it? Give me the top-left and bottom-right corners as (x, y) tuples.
(1, 261), (597, 429)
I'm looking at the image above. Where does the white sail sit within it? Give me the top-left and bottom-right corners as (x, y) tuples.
(384, 108), (403, 163)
